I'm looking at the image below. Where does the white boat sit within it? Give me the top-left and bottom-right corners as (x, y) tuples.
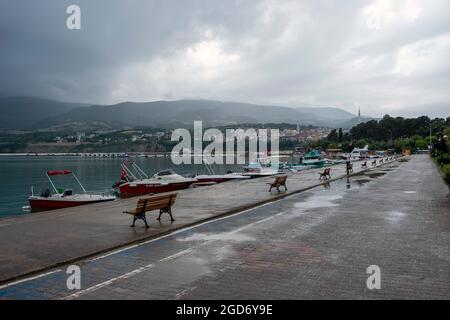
(192, 162), (250, 186)
(242, 154), (279, 177)
(348, 145), (369, 160)
(28, 170), (116, 211)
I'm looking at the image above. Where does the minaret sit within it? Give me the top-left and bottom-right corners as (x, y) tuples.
(358, 107), (361, 123)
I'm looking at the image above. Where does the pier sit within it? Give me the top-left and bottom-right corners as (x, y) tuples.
(0, 155), (449, 299)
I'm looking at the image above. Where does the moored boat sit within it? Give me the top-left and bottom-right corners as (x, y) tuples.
(193, 172), (250, 186)
(114, 164), (197, 198)
(28, 170), (116, 211)
(242, 154), (279, 178)
(192, 163), (250, 186)
(285, 150), (325, 172)
(347, 145), (369, 160)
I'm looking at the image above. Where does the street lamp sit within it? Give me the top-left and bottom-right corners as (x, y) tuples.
(425, 120), (433, 150)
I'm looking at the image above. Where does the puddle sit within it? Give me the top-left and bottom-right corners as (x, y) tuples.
(385, 210), (406, 223)
(353, 178), (371, 186)
(403, 191), (417, 194)
(364, 171), (386, 178)
(294, 194), (343, 209)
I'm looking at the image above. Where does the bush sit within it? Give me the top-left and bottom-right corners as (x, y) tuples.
(442, 164), (450, 186)
(438, 153), (450, 165)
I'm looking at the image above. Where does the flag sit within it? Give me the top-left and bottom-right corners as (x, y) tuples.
(120, 164), (127, 180)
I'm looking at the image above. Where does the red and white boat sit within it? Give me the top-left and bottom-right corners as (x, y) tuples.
(114, 164), (197, 198)
(193, 173), (250, 186)
(192, 163), (250, 186)
(28, 170), (116, 211)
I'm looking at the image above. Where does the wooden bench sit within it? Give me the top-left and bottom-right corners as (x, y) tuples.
(319, 168), (331, 180)
(123, 193), (177, 228)
(361, 161), (367, 168)
(267, 175), (288, 192)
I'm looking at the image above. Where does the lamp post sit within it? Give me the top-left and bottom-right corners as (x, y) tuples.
(425, 120), (433, 151)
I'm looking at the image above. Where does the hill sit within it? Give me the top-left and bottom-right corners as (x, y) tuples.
(0, 97), (86, 130)
(0, 97), (367, 130)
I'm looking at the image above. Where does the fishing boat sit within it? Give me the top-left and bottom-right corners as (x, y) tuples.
(113, 163), (197, 198)
(28, 170), (116, 211)
(285, 150), (325, 172)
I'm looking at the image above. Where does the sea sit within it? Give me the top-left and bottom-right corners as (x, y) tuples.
(0, 155), (242, 217)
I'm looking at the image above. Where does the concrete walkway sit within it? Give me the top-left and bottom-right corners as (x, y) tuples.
(1, 154), (448, 299)
(0, 157), (399, 283)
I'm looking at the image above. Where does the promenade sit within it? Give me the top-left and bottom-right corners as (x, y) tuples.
(0, 155), (448, 299)
(0, 156), (435, 286)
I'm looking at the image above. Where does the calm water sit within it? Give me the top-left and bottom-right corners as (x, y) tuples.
(0, 156), (242, 217)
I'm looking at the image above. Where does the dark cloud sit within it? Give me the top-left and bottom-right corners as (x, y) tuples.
(0, 0), (449, 117)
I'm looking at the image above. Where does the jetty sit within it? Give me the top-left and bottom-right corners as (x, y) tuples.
(0, 157), (401, 284)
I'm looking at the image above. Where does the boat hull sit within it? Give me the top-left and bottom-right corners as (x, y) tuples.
(29, 197), (115, 211)
(193, 175), (250, 186)
(117, 181), (194, 198)
(242, 171), (278, 178)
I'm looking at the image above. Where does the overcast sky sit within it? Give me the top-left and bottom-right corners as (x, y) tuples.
(0, 0), (449, 117)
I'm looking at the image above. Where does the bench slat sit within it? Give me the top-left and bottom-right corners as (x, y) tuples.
(124, 193), (178, 215)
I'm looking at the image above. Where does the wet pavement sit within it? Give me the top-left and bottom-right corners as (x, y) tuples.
(0, 157), (391, 283)
(0, 154), (449, 299)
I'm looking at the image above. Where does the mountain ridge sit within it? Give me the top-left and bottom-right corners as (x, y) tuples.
(0, 97), (368, 130)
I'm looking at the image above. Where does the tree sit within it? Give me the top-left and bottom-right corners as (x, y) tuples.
(327, 129), (339, 143)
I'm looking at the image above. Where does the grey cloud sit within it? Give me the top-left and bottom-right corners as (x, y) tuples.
(0, 0), (449, 117)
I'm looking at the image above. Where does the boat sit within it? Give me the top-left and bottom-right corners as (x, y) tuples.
(242, 154), (279, 178)
(28, 170), (116, 211)
(193, 163), (250, 186)
(193, 173), (250, 186)
(113, 163), (197, 198)
(347, 145), (369, 160)
(285, 150), (325, 172)
(324, 158), (345, 166)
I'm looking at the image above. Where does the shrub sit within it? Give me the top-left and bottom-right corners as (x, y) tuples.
(438, 153), (450, 165)
(442, 164), (450, 186)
